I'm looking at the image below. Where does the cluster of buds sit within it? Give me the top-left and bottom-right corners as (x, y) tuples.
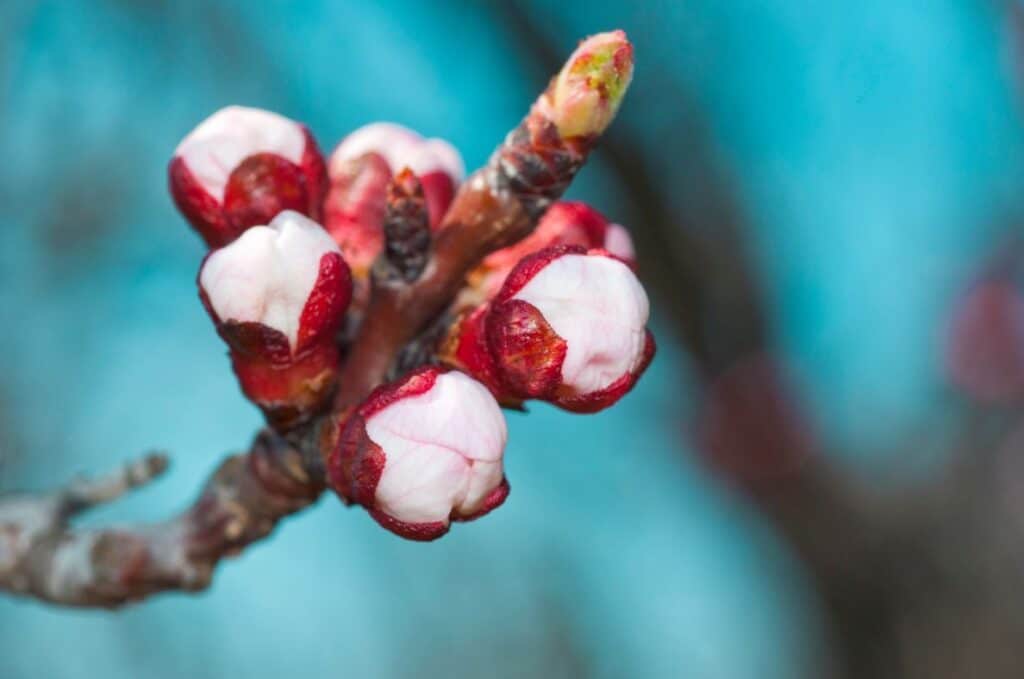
(168, 30), (650, 540)
(445, 244), (654, 412)
(198, 211), (352, 430)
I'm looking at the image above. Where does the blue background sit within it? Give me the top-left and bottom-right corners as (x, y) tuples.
(1, 1), (1022, 677)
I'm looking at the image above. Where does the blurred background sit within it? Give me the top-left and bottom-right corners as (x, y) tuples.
(3, 1), (1024, 677)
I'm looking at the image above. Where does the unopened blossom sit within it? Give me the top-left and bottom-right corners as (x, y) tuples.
(170, 106), (328, 248)
(471, 201), (636, 299)
(946, 277), (1024, 403)
(695, 354), (816, 484)
(199, 211), (351, 429)
(448, 245), (654, 412)
(328, 366), (509, 541)
(543, 30), (634, 139)
(324, 123), (463, 278)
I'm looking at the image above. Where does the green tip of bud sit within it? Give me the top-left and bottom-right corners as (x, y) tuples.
(549, 30), (634, 139)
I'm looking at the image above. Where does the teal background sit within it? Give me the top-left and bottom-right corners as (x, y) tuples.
(1, 1), (1022, 677)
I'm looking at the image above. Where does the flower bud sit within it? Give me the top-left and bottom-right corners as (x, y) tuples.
(484, 246), (653, 412)
(945, 277), (1024, 403)
(545, 31), (634, 139)
(696, 354), (815, 484)
(327, 122), (463, 239)
(471, 201), (637, 301)
(198, 211), (352, 430)
(328, 366), (509, 541)
(170, 106), (328, 248)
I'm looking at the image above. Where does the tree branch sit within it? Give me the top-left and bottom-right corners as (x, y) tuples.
(0, 431), (320, 608)
(1, 32), (629, 608)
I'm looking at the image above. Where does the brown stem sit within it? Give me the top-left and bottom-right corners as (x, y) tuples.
(0, 431), (321, 608)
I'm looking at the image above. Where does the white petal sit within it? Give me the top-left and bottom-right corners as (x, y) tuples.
(175, 106), (305, 202)
(366, 372), (508, 523)
(374, 443), (468, 525)
(513, 254), (649, 393)
(199, 211), (340, 349)
(458, 460), (504, 515)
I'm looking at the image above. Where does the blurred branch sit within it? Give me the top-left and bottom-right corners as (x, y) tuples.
(493, 6), (1024, 679)
(0, 432), (320, 607)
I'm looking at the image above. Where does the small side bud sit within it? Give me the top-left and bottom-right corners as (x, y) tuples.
(169, 106), (327, 248)
(327, 367), (509, 541)
(198, 211), (352, 430)
(546, 30), (634, 139)
(379, 168), (431, 283)
(945, 276), (1024, 403)
(696, 354), (816, 484)
(485, 246), (653, 412)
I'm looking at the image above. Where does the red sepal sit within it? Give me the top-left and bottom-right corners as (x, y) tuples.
(169, 156), (231, 248)
(485, 299), (567, 400)
(367, 509), (449, 542)
(419, 170), (456, 229)
(328, 414), (386, 508)
(455, 477), (510, 522)
(323, 152), (392, 275)
(448, 307), (504, 395)
(541, 201), (608, 245)
(355, 364), (442, 419)
(223, 153), (309, 233)
(296, 252), (352, 353)
(298, 126), (329, 222)
(494, 244), (587, 302)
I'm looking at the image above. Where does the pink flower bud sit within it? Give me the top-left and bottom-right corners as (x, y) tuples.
(695, 354), (816, 485)
(170, 106), (328, 248)
(545, 31), (634, 139)
(485, 246), (654, 412)
(945, 278), (1024, 403)
(327, 122), (463, 235)
(198, 211), (352, 429)
(473, 201), (636, 299)
(328, 367), (509, 541)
